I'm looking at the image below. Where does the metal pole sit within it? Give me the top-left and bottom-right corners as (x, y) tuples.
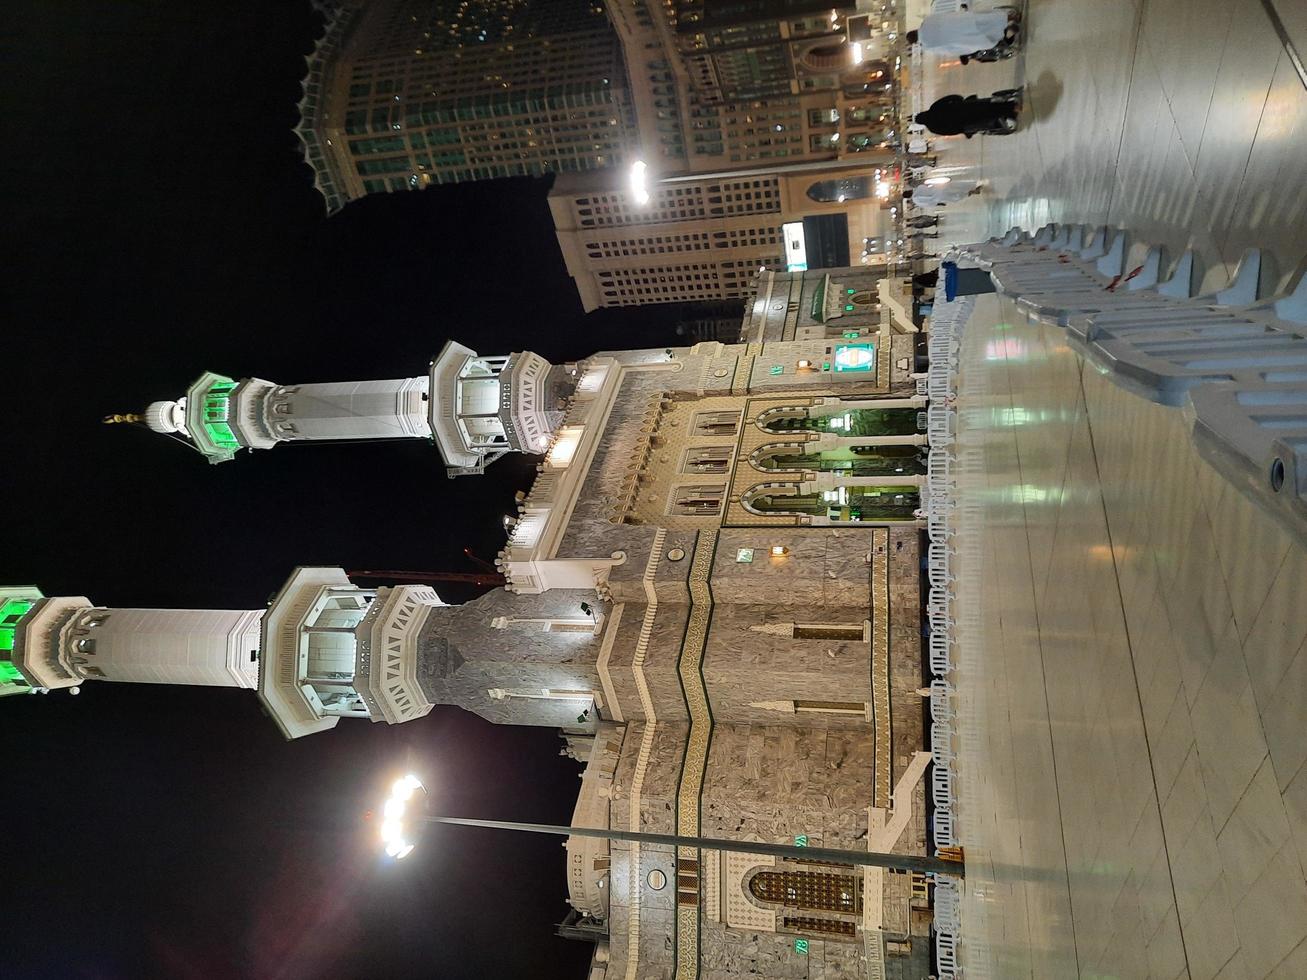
(421, 815), (963, 878)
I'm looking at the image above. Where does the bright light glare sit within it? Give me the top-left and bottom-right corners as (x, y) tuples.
(384, 798), (406, 820)
(628, 160), (651, 206)
(850, 41), (863, 64)
(924, 176), (951, 186)
(394, 843), (415, 860)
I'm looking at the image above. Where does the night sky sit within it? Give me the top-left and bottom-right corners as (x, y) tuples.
(5, 3), (705, 977)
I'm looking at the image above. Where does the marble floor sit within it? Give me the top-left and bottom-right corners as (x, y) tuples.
(905, 4), (1307, 975)
(950, 292), (1307, 979)
(913, 0), (1307, 294)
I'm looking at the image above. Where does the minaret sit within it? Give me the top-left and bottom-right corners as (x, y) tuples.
(115, 341), (573, 476)
(0, 568), (460, 739)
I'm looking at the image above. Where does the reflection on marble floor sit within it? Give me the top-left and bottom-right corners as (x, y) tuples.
(915, 0), (1307, 293)
(951, 294), (1307, 979)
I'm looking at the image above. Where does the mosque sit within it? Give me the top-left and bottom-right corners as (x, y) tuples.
(2, 265), (941, 977)
(6, 0), (1307, 976)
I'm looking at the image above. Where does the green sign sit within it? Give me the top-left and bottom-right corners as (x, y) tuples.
(795, 939), (809, 955)
(794, 835), (808, 847)
(843, 330), (861, 339)
(769, 364), (783, 376)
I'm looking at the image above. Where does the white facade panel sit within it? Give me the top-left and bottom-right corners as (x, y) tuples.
(75, 608), (262, 689)
(277, 378), (430, 441)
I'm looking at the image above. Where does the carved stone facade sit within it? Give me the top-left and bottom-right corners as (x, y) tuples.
(412, 315), (931, 978)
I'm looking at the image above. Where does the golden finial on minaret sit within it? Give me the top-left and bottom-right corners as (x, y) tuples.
(102, 413), (144, 425)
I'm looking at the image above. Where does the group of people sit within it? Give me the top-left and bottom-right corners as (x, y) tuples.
(907, 5), (1024, 138)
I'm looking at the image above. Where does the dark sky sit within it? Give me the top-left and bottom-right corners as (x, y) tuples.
(4, 3), (706, 977)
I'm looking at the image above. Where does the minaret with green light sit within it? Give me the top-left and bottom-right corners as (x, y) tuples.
(112, 341), (573, 476)
(1, 587), (45, 697)
(0, 569), (456, 739)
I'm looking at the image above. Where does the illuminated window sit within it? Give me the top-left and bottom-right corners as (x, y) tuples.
(750, 870), (862, 913)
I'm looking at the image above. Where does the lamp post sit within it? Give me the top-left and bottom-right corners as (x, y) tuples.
(418, 815), (964, 878)
(375, 774), (963, 878)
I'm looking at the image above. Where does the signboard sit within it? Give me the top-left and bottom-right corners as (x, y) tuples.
(782, 221), (807, 271)
(795, 939), (810, 955)
(794, 835), (808, 847)
(833, 343), (876, 373)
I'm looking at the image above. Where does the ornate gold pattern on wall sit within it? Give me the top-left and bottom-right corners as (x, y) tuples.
(674, 529), (717, 980)
(871, 527), (892, 807)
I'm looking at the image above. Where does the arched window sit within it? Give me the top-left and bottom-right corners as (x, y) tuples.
(806, 176), (874, 204)
(749, 870), (862, 913)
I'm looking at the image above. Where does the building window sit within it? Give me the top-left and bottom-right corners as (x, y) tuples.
(682, 447), (733, 474)
(795, 700), (867, 715)
(75, 638), (96, 654)
(794, 623), (867, 641)
(670, 485), (725, 517)
(750, 870), (862, 913)
(692, 411), (741, 437)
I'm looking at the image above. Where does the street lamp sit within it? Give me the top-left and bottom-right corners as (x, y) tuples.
(375, 782), (964, 878)
(628, 159), (651, 206)
(378, 773), (424, 859)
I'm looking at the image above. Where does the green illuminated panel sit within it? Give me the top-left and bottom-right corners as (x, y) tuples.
(0, 597), (36, 653)
(833, 343), (875, 373)
(184, 371), (241, 463)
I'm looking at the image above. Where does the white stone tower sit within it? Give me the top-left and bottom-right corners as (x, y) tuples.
(116, 341), (571, 476)
(1, 569), (454, 739)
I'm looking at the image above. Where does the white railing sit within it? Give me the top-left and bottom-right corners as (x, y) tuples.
(922, 293), (975, 978)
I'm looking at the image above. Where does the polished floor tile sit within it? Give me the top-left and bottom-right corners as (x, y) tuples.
(951, 295), (1307, 979)
(914, 0), (1307, 291)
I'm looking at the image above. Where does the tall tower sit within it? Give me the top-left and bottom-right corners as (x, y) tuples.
(0, 569), (464, 739)
(116, 341), (572, 477)
(297, 0), (640, 212)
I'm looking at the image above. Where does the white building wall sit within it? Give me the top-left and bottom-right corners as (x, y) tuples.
(70, 608), (263, 688)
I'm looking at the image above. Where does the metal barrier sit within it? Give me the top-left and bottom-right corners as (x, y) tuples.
(959, 223), (1307, 550)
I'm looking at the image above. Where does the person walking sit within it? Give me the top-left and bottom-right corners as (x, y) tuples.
(907, 8), (1019, 59)
(915, 93), (1020, 138)
(903, 180), (983, 208)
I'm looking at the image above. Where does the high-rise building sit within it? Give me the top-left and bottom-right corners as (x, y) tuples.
(549, 165), (896, 308)
(298, 0), (641, 212)
(296, 0), (901, 213)
(66, 289), (939, 974)
(605, 0), (898, 171)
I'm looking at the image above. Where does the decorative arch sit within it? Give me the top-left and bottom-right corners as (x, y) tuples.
(750, 442), (926, 477)
(741, 483), (921, 521)
(756, 405), (923, 436)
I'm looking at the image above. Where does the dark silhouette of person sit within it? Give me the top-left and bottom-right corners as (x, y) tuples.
(915, 94), (1019, 138)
